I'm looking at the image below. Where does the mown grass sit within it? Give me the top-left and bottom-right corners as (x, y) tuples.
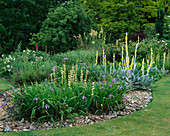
(0, 74), (170, 136)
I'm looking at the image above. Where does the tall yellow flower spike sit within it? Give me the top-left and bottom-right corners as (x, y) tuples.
(103, 49), (105, 66)
(96, 51), (98, 65)
(163, 52), (166, 66)
(142, 58), (144, 75)
(138, 36), (139, 44)
(122, 46), (124, 68)
(113, 54), (115, 71)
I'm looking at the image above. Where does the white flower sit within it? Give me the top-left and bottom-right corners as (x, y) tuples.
(13, 58), (15, 61)
(2, 54), (4, 57)
(23, 50), (25, 52)
(7, 65), (10, 68)
(6, 58), (10, 62)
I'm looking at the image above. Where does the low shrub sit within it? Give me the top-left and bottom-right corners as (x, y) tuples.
(0, 49), (55, 85)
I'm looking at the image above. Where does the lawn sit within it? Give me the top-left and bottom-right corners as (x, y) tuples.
(0, 74), (169, 136)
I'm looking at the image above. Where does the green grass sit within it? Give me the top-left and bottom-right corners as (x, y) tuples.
(1, 74), (170, 136)
(0, 78), (11, 91)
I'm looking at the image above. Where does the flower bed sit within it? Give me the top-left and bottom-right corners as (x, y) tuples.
(0, 89), (152, 132)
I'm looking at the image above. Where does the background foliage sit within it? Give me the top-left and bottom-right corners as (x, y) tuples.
(30, 1), (96, 53)
(0, 0), (169, 55)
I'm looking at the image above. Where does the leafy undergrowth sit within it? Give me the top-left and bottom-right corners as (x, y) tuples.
(0, 78), (11, 92)
(0, 74), (170, 136)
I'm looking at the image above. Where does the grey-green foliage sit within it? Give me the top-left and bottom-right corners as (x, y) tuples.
(30, 0), (96, 53)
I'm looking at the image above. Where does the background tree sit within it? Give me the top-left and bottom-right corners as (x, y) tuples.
(0, 0), (65, 55)
(30, 1), (96, 53)
(155, 8), (165, 39)
(80, 0), (170, 41)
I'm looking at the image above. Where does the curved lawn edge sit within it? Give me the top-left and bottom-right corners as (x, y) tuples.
(1, 74), (170, 136)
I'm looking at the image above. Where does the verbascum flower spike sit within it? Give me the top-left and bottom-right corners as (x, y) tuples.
(122, 46), (124, 68)
(63, 64), (66, 83)
(105, 54), (107, 74)
(110, 64), (112, 75)
(92, 82), (95, 96)
(83, 70), (88, 89)
(142, 58), (144, 76)
(125, 32), (129, 69)
(147, 59), (149, 75)
(80, 68), (83, 83)
(125, 32), (128, 47)
(85, 69), (88, 82)
(130, 57), (134, 70)
(113, 54), (115, 72)
(96, 51), (98, 65)
(61, 68), (64, 85)
(101, 27), (103, 34)
(119, 62), (121, 68)
(75, 65), (78, 82)
(125, 32), (128, 57)
(147, 59), (149, 68)
(126, 56), (129, 70)
(71, 65), (75, 82)
(116, 40), (118, 49)
(138, 36), (139, 44)
(163, 52), (166, 69)
(103, 49), (105, 66)
(134, 43), (138, 70)
(151, 48), (153, 66)
(68, 71), (71, 89)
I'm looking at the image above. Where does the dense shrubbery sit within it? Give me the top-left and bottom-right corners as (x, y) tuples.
(80, 0), (169, 41)
(30, 1), (96, 53)
(0, 23), (14, 55)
